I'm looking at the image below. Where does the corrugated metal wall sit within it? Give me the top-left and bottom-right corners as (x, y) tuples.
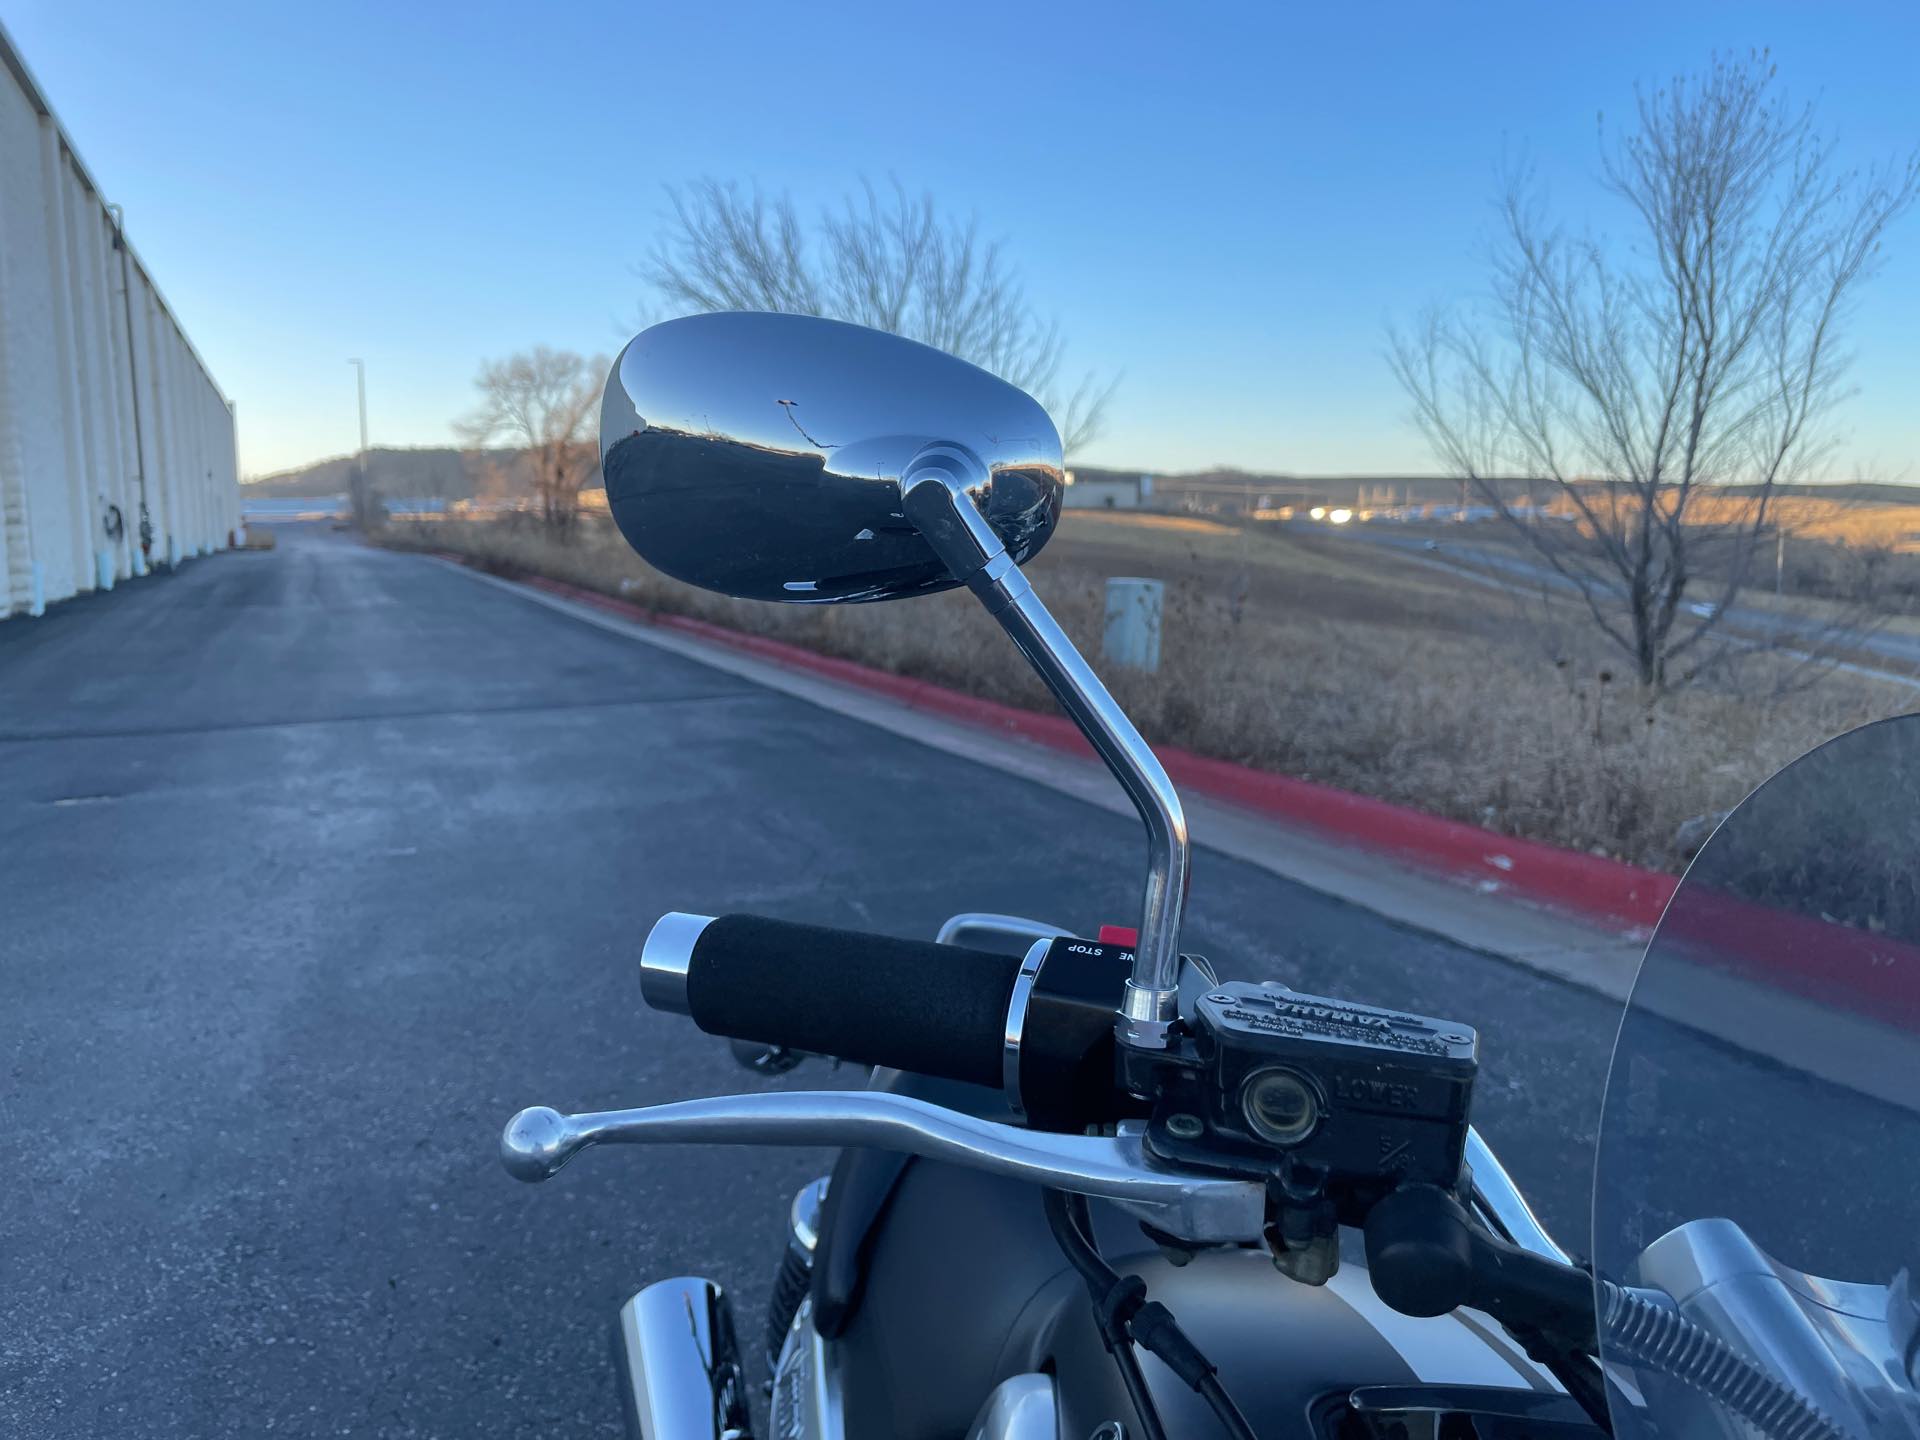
(0, 23), (238, 620)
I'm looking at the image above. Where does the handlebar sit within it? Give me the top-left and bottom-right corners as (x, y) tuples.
(641, 913), (1022, 1092)
(510, 909), (1570, 1268)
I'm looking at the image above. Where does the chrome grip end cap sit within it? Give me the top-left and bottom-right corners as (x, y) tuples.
(501, 1105), (579, 1182)
(640, 912), (715, 1015)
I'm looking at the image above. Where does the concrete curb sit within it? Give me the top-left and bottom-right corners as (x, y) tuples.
(451, 557), (1677, 934)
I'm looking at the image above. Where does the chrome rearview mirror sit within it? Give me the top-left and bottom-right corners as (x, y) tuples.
(601, 312), (1191, 1055)
(601, 312), (1064, 603)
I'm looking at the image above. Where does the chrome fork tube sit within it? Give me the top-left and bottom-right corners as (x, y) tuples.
(1464, 1127), (1570, 1264)
(903, 460), (1190, 1049)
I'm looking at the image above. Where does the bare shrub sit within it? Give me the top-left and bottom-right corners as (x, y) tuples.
(456, 348), (607, 529)
(1391, 52), (1919, 692)
(640, 177), (1115, 452)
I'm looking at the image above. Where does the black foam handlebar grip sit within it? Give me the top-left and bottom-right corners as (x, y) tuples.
(683, 914), (1020, 1090)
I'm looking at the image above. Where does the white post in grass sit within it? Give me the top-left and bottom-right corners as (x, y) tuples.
(1103, 577), (1164, 673)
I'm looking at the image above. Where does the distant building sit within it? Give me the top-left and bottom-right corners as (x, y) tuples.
(1, 21), (239, 618)
(240, 495), (348, 523)
(1062, 470), (1148, 510)
(380, 497), (451, 520)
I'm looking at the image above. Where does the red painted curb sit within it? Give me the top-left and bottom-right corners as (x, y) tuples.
(1660, 886), (1920, 1029)
(475, 559), (1678, 933)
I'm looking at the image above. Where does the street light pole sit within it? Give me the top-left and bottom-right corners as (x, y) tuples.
(349, 358), (368, 456)
(347, 358), (369, 527)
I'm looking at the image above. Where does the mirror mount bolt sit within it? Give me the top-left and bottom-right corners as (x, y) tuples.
(901, 449), (1001, 581)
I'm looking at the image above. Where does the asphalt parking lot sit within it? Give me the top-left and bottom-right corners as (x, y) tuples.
(0, 526), (1622, 1437)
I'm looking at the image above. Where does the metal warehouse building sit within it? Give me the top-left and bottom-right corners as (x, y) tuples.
(0, 23), (238, 620)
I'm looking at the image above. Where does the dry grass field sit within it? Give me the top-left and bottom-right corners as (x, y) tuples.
(1687, 493), (1920, 553)
(382, 510), (1911, 870)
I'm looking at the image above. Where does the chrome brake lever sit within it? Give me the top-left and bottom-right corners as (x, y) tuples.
(500, 1089), (1265, 1243)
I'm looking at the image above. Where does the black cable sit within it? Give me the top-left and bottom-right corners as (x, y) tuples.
(1198, 1373), (1258, 1439)
(1504, 1327), (1613, 1434)
(1042, 1190), (1260, 1440)
(1044, 1189), (1169, 1440)
(1547, 1349), (1612, 1434)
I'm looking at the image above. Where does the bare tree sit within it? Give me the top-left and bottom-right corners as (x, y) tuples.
(457, 347), (606, 529)
(642, 177), (1116, 452)
(1390, 52), (1917, 691)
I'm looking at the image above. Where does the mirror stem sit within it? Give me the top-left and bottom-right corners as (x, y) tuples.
(903, 460), (1190, 1050)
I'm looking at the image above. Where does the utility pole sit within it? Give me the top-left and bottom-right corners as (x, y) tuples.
(347, 358), (370, 527)
(1776, 528), (1785, 597)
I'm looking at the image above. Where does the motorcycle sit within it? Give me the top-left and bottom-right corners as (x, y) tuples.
(500, 311), (1920, 1439)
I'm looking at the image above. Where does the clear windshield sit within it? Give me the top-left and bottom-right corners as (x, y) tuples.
(1593, 715), (1920, 1438)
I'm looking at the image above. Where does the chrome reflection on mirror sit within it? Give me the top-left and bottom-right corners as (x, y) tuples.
(600, 311), (1063, 604)
(602, 313), (1194, 1050)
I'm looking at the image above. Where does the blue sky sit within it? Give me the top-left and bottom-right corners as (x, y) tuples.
(7, 1), (1917, 480)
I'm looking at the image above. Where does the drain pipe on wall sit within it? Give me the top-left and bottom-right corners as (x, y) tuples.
(106, 204), (151, 577)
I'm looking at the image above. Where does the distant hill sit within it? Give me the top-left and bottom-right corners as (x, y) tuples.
(250, 449), (1917, 513)
(244, 447), (547, 501)
(1074, 466), (1513, 508)
(1078, 465), (1920, 511)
